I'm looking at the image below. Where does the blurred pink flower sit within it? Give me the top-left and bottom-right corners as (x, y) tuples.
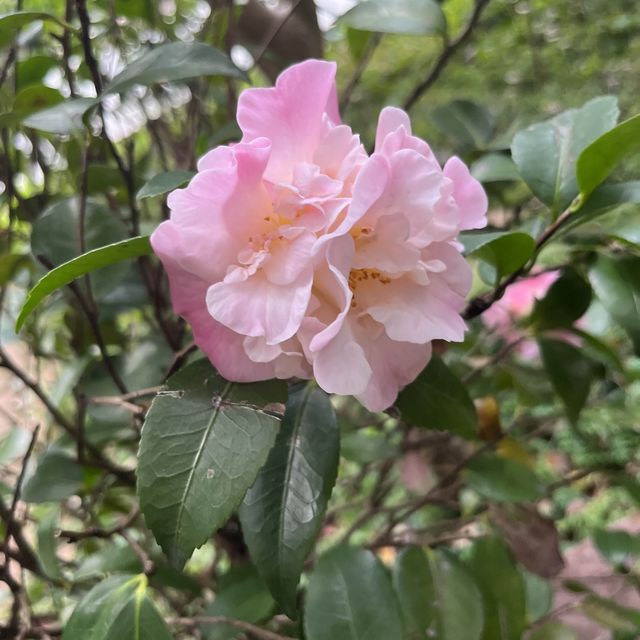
(482, 271), (582, 357)
(151, 59), (487, 411)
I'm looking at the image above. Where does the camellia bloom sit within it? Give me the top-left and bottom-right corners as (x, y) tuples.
(151, 59), (488, 411)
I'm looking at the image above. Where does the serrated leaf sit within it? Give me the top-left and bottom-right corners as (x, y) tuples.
(62, 574), (172, 640)
(397, 355), (477, 439)
(538, 337), (597, 423)
(239, 383), (339, 618)
(341, 0), (446, 36)
(137, 359), (285, 567)
(304, 546), (404, 640)
(16, 236), (151, 331)
(136, 171), (195, 199)
(103, 42), (245, 96)
(576, 112), (640, 203)
(511, 97), (619, 214)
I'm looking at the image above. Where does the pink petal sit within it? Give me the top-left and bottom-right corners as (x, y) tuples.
(443, 156), (488, 231)
(237, 59), (340, 182)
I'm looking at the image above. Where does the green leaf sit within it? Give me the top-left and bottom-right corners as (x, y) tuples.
(239, 383), (339, 619)
(0, 425), (31, 464)
(103, 42), (245, 96)
(465, 537), (526, 640)
(393, 547), (483, 640)
(538, 337), (596, 423)
(0, 253), (33, 285)
(137, 170), (195, 199)
(511, 96), (619, 213)
(304, 546), (404, 640)
(531, 268), (592, 330)
(528, 622), (578, 640)
(465, 454), (543, 502)
(0, 11), (75, 49)
(62, 574), (173, 640)
(341, 0), (446, 36)
(21, 450), (84, 503)
(471, 153), (520, 183)
(16, 236), (151, 331)
(137, 359), (285, 567)
(522, 570), (553, 622)
(37, 507), (63, 580)
(397, 355), (477, 439)
(22, 97), (97, 135)
(74, 540), (142, 582)
(589, 254), (640, 354)
(432, 100), (494, 149)
(0, 85), (63, 126)
(593, 528), (640, 566)
(581, 594), (640, 632)
(576, 112), (640, 203)
(202, 564), (275, 640)
(461, 231), (536, 281)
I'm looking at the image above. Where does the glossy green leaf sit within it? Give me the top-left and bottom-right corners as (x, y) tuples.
(576, 112), (640, 203)
(0, 11), (74, 49)
(16, 236), (151, 331)
(22, 97), (97, 135)
(136, 170), (195, 199)
(531, 268), (592, 330)
(393, 547), (483, 640)
(462, 231), (536, 280)
(103, 42), (245, 96)
(538, 337), (596, 423)
(528, 622), (578, 640)
(589, 254), (640, 354)
(239, 383), (339, 619)
(465, 537), (526, 640)
(511, 96), (619, 213)
(202, 564), (275, 640)
(62, 574), (172, 640)
(304, 546), (404, 640)
(22, 450), (84, 503)
(341, 0), (446, 36)
(432, 100), (494, 149)
(397, 355), (477, 439)
(0, 85), (63, 126)
(137, 359), (285, 567)
(465, 454), (543, 502)
(471, 153), (520, 183)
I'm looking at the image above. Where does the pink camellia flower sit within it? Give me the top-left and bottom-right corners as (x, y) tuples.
(151, 59), (487, 411)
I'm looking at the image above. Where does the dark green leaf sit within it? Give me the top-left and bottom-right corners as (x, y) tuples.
(465, 537), (526, 640)
(74, 541), (142, 582)
(511, 97), (619, 213)
(471, 153), (520, 183)
(16, 236), (151, 331)
(465, 454), (543, 502)
(593, 529), (640, 566)
(576, 112), (640, 203)
(103, 42), (245, 96)
(432, 101), (494, 149)
(239, 383), (339, 619)
(538, 337), (596, 423)
(62, 574), (172, 640)
(22, 97), (97, 135)
(304, 546), (404, 640)
(341, 0), (446, 35)
(202, 564), (275, 640)
(531, 269), (592, 330)
(0, 11), (75, 49)
(589, 255), (640, 354)
(0, 85), (63, 126)
(461, 231), (536, 281)
(137, 170), (195, 199)
(22, 450), (84, 503)
(137, 359), (285, 567)
(397, 355), (477, 439)
(37, 507), (63, 580)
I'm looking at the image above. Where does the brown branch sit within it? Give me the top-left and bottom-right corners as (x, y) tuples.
(403, 0), (491, 111)
(58, 505), (140, 542)
(339, 33), (383, 112)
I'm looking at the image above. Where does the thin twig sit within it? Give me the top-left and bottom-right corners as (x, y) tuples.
(251, 0), (303, 68)
(403, 0), (491, 111)
(58, 505), (140, 542)
(169, 616), (297, 640)
(339, 33), (382, 112)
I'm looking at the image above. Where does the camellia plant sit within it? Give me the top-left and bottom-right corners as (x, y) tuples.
(2, 1), (640, 639)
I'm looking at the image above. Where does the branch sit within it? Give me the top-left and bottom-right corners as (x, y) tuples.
(170, 617), (297, 640)
(339, 33), (382, 112)
(403, 0), (491, 111)
(58, 505), (140, 542)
